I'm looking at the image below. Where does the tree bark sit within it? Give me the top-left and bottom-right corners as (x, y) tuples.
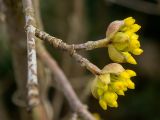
(4, 0), (51, 119)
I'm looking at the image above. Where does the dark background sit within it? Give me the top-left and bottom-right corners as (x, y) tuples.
(0, 0), (160, 120)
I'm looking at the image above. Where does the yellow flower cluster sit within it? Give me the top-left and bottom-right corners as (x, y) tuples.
(91, 63), (136, 110)
(108, 17), (143, 64)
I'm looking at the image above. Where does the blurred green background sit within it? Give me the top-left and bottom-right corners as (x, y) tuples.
(0, 0), (160, 120)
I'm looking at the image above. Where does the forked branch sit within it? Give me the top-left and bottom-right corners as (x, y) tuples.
(35, 28), (104, 75)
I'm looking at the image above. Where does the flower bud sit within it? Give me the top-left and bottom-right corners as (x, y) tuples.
(92, 113), (101, 120)
(91, 63), (137, 110)
(126, 79), (135, 89)
(106, 17), (143, 65)
(106, 20), (124, 39)
(116, 90), (125, 96)
(102, 63), (124, 74)
(124, 17), (135, 26)
(99, 99), (107, 110)
(122, 52), (137, 64)
(112, 32), (129, 43)
(108, 45), (125, 63)
(125, 69), (136, 77)
(130, 24), (141, 32)
(131, 48), (143, 55)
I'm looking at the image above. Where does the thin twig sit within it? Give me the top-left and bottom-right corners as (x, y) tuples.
(34, 28), (102, 75)
(22, 0), (40, 108)
(73, 38), (110, 50)
(61, 0), (87, 77)
(37, 47), (96, 120)
(71, 52), (102, 75)
(22, 0), (96, 119)
(36, 27), (110, 50)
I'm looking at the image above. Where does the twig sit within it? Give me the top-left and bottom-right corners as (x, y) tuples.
(22, 0), (96, 119)
(36, 27), (110, 50)
(71, 52), (102, 75)
(61, 0), (87, 77)
(37, 47), (96, 120)
(35, 28), (109, 51)
(34, 28), (102, 75)
(106, 0), (160, 15)
(73, 38), (110, 50)
(22, 0), (40, 107)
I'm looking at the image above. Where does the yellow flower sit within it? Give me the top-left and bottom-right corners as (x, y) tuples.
(108, 45), (137, 64)
(99, 99), (107, 110)
(103, 91), (118, 107)
(124, 17), (135, 26)
(122, 52), (137, 64)
(92, 113), (101, 120)
(91, 63), (136, 110)
(107, 17), (143, 64)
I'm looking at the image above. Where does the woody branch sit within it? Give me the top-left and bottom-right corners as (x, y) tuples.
(34, 28), (105, 75)
(38, 47), (96, 120)
(22, 0), (40, 108)
(22, 0), (97, 119)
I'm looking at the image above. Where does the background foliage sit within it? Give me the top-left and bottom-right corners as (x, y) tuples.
(0, 0), (160, 120)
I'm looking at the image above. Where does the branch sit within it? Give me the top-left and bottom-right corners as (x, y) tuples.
(61, 0), (88, 77)
(22, 0), (40, 107)
(37, 47), (96, 120)
(35, 28), (103, 75)
(73, 38), (110, 50)
(34, 27), (110, 51)
(22, 0), (96, 119)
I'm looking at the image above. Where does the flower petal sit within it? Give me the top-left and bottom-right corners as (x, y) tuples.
(108, 45), (125, 63)
(122, 52), (137, 64)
